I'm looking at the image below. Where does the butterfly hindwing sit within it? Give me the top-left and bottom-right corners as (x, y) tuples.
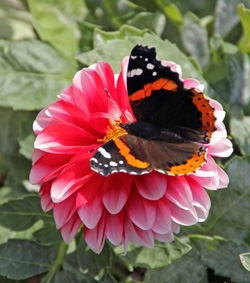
(90, 134), (207, 177)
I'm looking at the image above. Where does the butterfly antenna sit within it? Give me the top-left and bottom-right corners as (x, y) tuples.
(104, 88), (126, 121)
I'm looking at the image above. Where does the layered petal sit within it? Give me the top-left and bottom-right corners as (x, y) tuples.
(30, 53), (232, 254)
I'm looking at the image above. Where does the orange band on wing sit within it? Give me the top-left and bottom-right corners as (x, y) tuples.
(114, 138), (149, 168)
(166, 147), (207, 176)
(191, 90), (216, 141)
(130, 78), (178, 102)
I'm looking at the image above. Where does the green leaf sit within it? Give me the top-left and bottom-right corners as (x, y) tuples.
(84, 0), (144, 30)
(127, 12), (166, 37)
(190, 235), (250, 282)
(33, 225), (62, 245)
(114, 237), (191, 269)
(201, 156), (250, 246)
(156, 0), (182, 24)
(28, 0), (86, 59)
(18, 133), (36, 160)
(77, 235), (112, 280)
(0, 186), (27, 205)
(0, 239), (58, 279)
(182, 12), (210, 68)
(0, 195), (53, 231)
(93, 25), (147, 48)
(77, 31), (208, 88)
(238, 4), (250, 53)
(0, 1), (35, 40)
(145, 248), (207, 283)
(230, 117), (250, 155)
(214, 0), (250, 38)
(240, 253), (250, 272)
(0, 221), (43, 245)
(62, 252), (96, 283)
(0, 40), (76, 110)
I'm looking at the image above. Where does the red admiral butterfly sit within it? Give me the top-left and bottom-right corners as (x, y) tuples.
(90, 45), (216, 177)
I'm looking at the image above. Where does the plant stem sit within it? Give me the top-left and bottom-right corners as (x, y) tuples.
(45, 241), (68, 283)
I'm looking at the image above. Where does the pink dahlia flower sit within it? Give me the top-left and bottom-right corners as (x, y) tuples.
(30, 56), (233, 253)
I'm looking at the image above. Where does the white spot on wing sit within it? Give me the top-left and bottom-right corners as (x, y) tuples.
(119, 160), (124, 165)
(146, 63), (154, 70)
(98, 147), (111, 159)
(110, 161), (118, 166)
(127, 68), (143, 78)
(131, 55), (137, 60)
(90, 158), (98, 163)
(152, 71), (157, 76)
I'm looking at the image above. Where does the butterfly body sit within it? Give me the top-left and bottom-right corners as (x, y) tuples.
(90, 45), (216, 177)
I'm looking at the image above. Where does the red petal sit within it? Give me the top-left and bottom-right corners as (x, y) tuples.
(60, 214), (82, 243)
(102, 173), (133, 214)
(84, 214), (106, 254)
(29, 153), (72, 184)
(72, 68), (108, 115)
(35, 124), (96, 154)
(54, 193), (77, 227)
(135, 172), (167, 200)
(51, 151), (94, 202)
(126, 186), (156, 230)
(76, 174), (104, 229)
(165, 176), (193, 209)
(152, 197), (172, 234)
(105, 211), (123, 245)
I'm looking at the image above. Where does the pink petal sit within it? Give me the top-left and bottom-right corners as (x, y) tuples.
(33, 108), (55, 135)
(214, 110), (225, 122)
(161, 61), (182, 79)
(194, 155), (217, 177)
(188, 178), (211, 222)
(153, 231), (174, 242)
(207, 97), (223, 111)
(135, 171), (167, 200)
(54, 194), (77, 227)
(58, 86), (75, 103)
(29, 153), (72, 184)
(45, 100), (93, 132)
(123, 215), (154, 249)
(116, 64), (133, 115)
(102, 173), (133, 214)
(217, 166), (229, 188)
(41, 190), (54, 212)
(50, 150), (95, 202)
(169, 201), (198, 225)
(60, 214), (82, 244)
(183, 79), (204, 92)
(121, 56), (129, 90)
(93, 61), (116, 99)
(72, 68), (108, 115)
(105, 211), (123, 245)
(126, 186), (156, 230)
(152, 197), (172, 234)
(35, 124), (96, 154)
(165, 176), (193, 209)
(208, 137), (233, 157)
(76, 174), (104, 229)
(84, 215), (106, 254)
(32, 149), (45, 165)
(172, 222), (180, 234)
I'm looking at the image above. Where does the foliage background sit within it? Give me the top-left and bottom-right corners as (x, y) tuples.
(0, 0), (250, 282)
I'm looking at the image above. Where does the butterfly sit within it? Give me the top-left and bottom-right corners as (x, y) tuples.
(90, 45), (216, 177)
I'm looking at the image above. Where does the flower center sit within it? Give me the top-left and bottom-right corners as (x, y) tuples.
(98, 119), (127, 143)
